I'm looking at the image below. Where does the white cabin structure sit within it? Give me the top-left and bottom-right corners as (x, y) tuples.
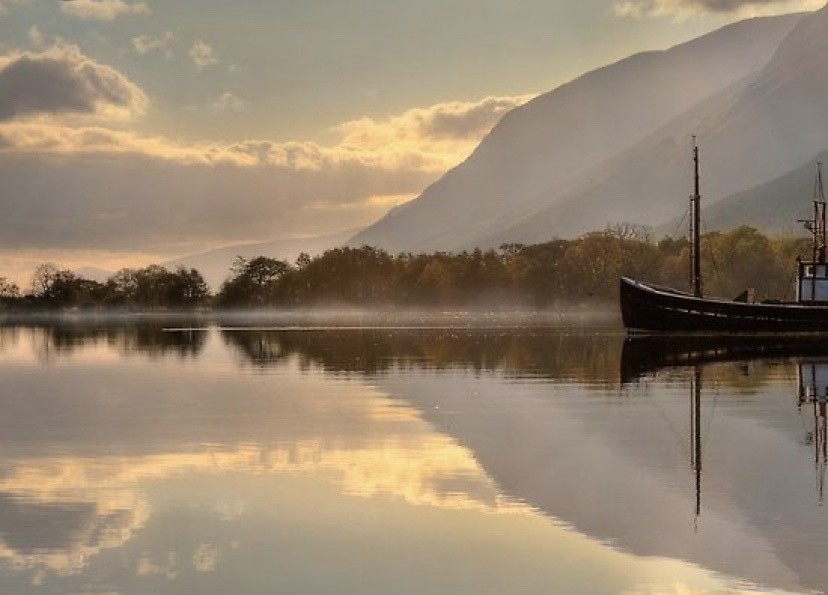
(798, 261), (828, 303)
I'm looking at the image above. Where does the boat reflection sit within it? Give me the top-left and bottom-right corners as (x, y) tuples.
(621, 333), (828, 383)
(798, 361), (828, 503)
(624, 335), (828, 515)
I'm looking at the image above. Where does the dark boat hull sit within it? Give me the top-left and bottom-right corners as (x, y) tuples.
(620, 277), (828, 332)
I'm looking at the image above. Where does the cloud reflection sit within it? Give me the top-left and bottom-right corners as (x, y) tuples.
(0, 396), (523, 580)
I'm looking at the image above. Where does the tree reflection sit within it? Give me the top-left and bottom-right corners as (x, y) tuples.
(0, 319), (207, 362)
(220, 328), (626, 382)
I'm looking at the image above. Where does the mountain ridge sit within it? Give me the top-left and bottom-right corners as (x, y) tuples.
(349, 11), (806, 252)
(497, 3), (828, 244)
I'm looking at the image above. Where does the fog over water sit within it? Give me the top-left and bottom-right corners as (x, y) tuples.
(0, 307), (621, 329)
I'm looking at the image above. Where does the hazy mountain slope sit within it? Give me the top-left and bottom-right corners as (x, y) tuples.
(499, 4), (828, 244)
(677, 151), (828, 236)
(164, 230), (352, 289)
(349, 13), (803, 253)
(73, 266), (114, 283)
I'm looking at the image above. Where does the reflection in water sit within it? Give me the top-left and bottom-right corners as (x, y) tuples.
(0, 322), (826, 593)
(221, 327), (625, 383)
(690, 367), (701, 522)
(620, 333), (828, 383)
(798, 362), (828, 503)
(625, 337), (828, 512)
(618, 337), (828, 591)
(0, 436), (518, 578)
(0, 320), (207, 363)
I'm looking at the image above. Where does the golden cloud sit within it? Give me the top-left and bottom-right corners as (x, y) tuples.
(336, 94), (534, 164)
(0, 48), (533, 254)
(60, 0), (150, 21)
(189, 40), (219, 70)
(613, 0), (823, 19)
(0, 93), (534, 174)
(132, 32), (176, 58)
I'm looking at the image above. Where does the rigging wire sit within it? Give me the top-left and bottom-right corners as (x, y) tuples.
(700, 218), (726, 296)
(642, 377), (692, 460)
(701, 373), (719, 452)
(635, 206), (691, 280)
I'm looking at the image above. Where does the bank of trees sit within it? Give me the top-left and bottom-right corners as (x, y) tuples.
(1, 264), (209, 310)
(0, 225), (815, 311)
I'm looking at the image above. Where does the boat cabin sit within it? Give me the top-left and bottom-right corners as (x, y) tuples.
(796, 170), (828, 304)
(798, 260), (828, 303)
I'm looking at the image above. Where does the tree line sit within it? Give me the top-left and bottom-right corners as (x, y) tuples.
(0, 225), (813, 311)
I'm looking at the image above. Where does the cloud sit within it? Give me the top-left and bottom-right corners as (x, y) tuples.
(0, 0), (27, 15)
(132, 31), (176, 58)
(189, 40), (219, 70)
(612, 0), (823, 18)
(27, 25), (44, 47)
(60, 0), (150, 21)
(192, 544), (219, 573)
(211, 91), (245, 112)
(336, 93), (534, 166)
(0, 93), (531, 254)
(0, 134), (438, 254)
(0, 93), (533, 171)
(338, 95), (532, 143)
(136, 553), (178, 579)
(0, 44), (147, 122)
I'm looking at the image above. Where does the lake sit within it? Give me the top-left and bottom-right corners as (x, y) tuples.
(0, 317), (826, 594)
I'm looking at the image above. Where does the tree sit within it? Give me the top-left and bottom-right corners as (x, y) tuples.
(30, 263), (61, 297)
(103, 265), (210, 308)
(295, 252), (311, 269)
(0, 277), (19, 299)
(166, 267), (210, 307)
(217, 256), (291, 307)
(28, 264), (104, 307)
(703, 226), (778, 298)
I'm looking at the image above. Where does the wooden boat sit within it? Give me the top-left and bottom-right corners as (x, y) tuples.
(621, 141), (828, 333)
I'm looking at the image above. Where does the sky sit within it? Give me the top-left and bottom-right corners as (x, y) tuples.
(0, 0), (824, 284)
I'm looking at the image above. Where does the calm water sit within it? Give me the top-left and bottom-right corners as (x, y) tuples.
(0, 319), (826, 594)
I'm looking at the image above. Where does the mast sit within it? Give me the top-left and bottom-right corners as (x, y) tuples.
(813, 162), (826, 264)
(690, 138), (702, 297)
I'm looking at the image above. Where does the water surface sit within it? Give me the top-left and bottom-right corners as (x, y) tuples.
(0, 320), (824, 593)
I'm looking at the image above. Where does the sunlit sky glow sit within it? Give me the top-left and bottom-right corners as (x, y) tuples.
(0, 0), (822, 282)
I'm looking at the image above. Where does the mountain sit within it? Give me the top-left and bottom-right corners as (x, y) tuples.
(349, 12), (804, 253)
(73, 266), (113, 283)
(164, 230), (352, 289)
(495, 3), (828, 245)
(657, 152), (828, 238)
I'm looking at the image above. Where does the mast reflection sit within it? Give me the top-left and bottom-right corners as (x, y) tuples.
(798, 361), (828, 503)
(691, 366), (701, 521)
(623, 335), (828, 516)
